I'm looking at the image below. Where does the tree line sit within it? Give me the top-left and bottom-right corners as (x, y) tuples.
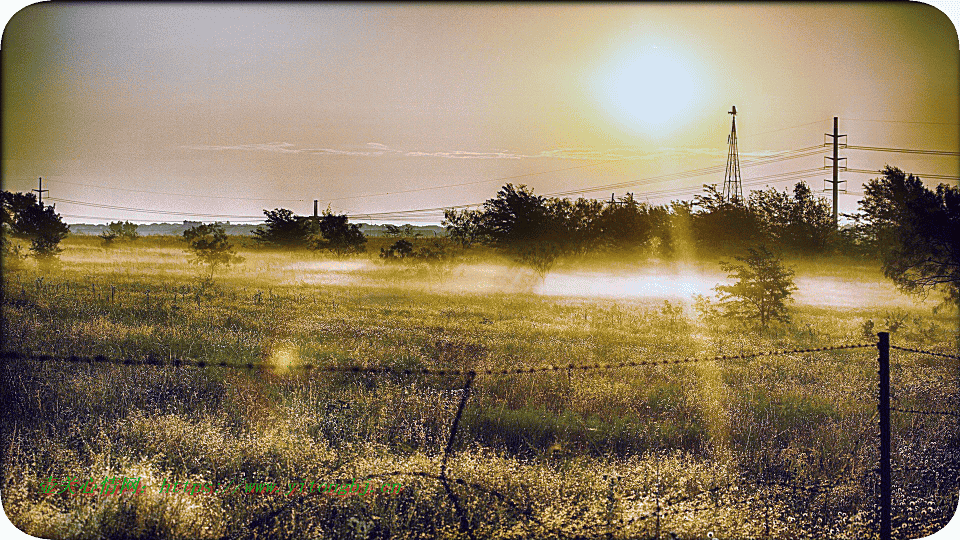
(2, 165), (957, 309)
(443, 167), (958, 306)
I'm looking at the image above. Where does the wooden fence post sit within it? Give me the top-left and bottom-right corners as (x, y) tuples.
(878, 331), (891, 540)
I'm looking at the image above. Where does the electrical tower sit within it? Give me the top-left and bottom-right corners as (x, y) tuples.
(722, 106), (743, 202)
(824, 117), (847, 227)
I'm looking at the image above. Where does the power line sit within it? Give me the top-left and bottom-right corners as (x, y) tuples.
(840, 117), (960, 127)
(45, 139), (879, 223)
(60, 213), (265, 223)
(48, 165), (840, 224)
(844, 145), (960, 157)
(324, 156), (647, 203)
(47, 197), (266, 219)
(49, 179), (308, 202)
(546, 146), (826, 198)
(749, 118), (834, 137)
(351, 169), (830, 220)
(845, 168), (960, 181)
(24, 119), (836, 207)
(628, 169), (827, 201)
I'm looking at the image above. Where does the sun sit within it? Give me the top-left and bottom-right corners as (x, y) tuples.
(594, 47), (702, 137)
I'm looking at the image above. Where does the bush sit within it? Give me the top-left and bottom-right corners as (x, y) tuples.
(380, 239), (414, 260)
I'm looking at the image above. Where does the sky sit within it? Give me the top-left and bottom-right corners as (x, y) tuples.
(2, 2), (958, 225)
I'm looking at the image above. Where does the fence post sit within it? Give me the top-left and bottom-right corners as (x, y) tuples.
(877, 331), (891, 540)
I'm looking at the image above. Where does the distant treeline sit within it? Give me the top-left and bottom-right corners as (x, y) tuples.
(445, 167), (959, 304)
(65, 222), (445, 238)
(443, 181), (836, 259)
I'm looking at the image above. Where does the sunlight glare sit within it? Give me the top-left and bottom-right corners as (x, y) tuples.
(595, 46), (701, 136)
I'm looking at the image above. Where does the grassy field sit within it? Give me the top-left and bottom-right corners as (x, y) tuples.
(2, 235), (958, 539)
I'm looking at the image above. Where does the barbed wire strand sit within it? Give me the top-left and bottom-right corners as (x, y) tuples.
(0, 342), (876, 376)
(889, 345), (960, 361)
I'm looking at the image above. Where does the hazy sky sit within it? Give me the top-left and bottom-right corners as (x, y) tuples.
(2, 3), (958, 224)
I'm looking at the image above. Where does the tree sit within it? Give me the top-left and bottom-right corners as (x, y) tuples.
(597, 194), (657, 253)
(383, 224), (404, 238)
(444, 184), (570, 277)
(714, 245), (797, 330)
(854, 166), (959, 308)
(311, 210), (366, 256)
(750, 182), (833, 253)
(100, 221), (140, 246)
(443, 207), (485, 248)
(691, 185), (763, 254)
(253, 208), (316, 248)
(1, 191), (70, 259)
(182, 223), (243, 278)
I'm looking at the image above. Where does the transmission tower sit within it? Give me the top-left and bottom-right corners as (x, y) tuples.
(722, 106), (743, 202)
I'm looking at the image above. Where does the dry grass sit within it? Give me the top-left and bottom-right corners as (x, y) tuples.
(2, 236), (957, 538)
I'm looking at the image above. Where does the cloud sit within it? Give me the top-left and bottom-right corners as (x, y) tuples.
(181, 141), (723, 162)
(180, 142), (302, 153)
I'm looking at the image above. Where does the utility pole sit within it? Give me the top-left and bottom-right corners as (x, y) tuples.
(608, 193), (631, 208)
(824, 117), (847, 227)
(32, 177), (49, 206)
(878, 331), (891, 540)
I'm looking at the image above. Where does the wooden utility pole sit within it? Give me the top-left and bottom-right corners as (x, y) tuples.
(32, 177), (49, 206)
(824, 118), (847, 227)
(878, 331), (891, 540)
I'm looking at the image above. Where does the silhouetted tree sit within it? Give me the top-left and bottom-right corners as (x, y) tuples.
(750, 182), (833, 253)
(715, 245), (796, 330)
(854, 166), (960, 308)
(548, 196), (605, 254)
(253, 208), (316, 248)
(1, 190), (70, 259)
(443, 208), (485, 248)
(598, 194), (658, 253)
(311, 210), (366, 256)
(465, 183), (569, 277)
(183, 223), (243, 278)
(691, 185), (763, 254)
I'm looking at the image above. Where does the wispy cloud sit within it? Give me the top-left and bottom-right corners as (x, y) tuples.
(180, 142), (302, 153)
(181, 141), (725, 162)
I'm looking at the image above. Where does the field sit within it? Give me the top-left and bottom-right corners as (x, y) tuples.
(2, 236), (958, 539)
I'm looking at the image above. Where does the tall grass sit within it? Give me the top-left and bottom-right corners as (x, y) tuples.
(1, 236), (957, 538)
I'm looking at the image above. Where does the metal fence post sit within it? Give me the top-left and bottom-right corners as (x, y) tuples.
(878, 331), (891, 540)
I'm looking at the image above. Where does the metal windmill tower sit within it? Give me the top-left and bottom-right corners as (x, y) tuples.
(722, 105), (743, 202)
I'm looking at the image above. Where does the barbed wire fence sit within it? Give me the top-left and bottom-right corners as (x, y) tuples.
(2, 335), (958, 539)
